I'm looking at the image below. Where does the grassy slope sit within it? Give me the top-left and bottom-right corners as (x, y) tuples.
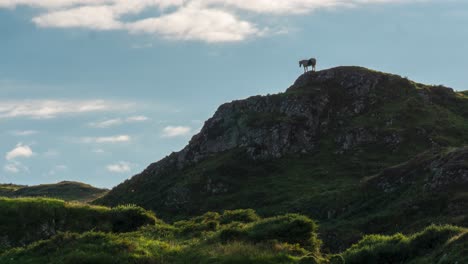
(97, 69), (468, 219)
(96, 75), (468, 251)
(1, 205), (467, 264)
(0, 206), (324, 264)
(342, 225), (468, 264)
(0, 197), (156, 252)
(0, 181), (108, 202)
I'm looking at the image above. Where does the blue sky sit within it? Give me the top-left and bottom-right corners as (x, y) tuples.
(0, 0), (467, 188)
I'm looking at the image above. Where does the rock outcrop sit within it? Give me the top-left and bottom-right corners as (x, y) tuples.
(96, 66), (468, 223)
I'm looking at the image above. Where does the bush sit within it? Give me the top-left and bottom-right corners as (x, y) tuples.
(219, 227), (248, 243)
(409, 224), (461, 255)
(329, 255), (345, 264)
(247, 214), (320, 250)
(110, 205), (156, 232)
(0, 198), (157, 251)
(174, 212), (221, 236)
(220, 209), (260, 224)
(342, 225), (464, 264)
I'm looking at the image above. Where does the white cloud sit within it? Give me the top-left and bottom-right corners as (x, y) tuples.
(106, 161), (131, 173)
(0, 99), (131, 119)
(33, 5), (123, 30)
(89, 115), (149, 128)
(127, 6), (259, 42)
(162, 126), (192, 138)
(5, 143), (34, 161)
(3, 161), (29, 173)
(81, 135), (131, 143)
(10, 130), (38, 136)
(0, 0), (416, 43)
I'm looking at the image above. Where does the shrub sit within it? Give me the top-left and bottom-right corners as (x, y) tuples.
(409, 224), (461, 255)
(329, 255), (345, 264)
(247, 214), (320, 250)
(342, 225), (464, 264)
(0, 198), (157, 251)
(110, 205), (156, 232)
(220, 209), (260, 224)
(298, 255), (321, 264)
(174, 212), (221, 236)
(219, 227), (248, 243)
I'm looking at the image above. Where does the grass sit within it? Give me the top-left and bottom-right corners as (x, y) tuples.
(0, 197), (156, 252)
(341, 225), (468, 264)
(1, 201), (466, 264)
(0, 203), (326, 264)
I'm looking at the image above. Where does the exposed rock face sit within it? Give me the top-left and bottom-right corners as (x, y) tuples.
(97, 66), (467, 219)
(146, 67), (428, 171)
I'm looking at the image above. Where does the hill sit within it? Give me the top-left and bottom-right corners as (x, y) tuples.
(0, 197), (155, 252)
(95, 66), (468, 251)
(0, 181), (107, 202)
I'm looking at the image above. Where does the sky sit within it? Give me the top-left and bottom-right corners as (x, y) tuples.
(0, 0), (467, 188)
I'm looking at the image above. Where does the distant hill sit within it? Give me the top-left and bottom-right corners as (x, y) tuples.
(0, 181), (108, 202)
(95, 66), (468, 251)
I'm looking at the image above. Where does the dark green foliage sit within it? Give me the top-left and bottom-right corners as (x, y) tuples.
(329, 255), (345, 264)
(247, 214), (320, 250)
(220, 209), (260, 224)
(0, 208), (327, 264)
(0, 197), (156, 252)
(174, 211), (221, 236)
(2, 203), (468, 264)
(342, 225), (467, 264)
(219, 226), (248, 242)
(110, 205), (157, 232)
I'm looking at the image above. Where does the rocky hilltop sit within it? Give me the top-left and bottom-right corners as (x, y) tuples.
(96, 67), (468, 249)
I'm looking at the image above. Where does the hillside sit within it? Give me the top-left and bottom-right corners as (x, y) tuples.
(96, 66), (468, 250)
(0, 181), (107, 202)
(1, 201), (467, 264)
(2, 207), (468, 264)
(0, 197), (155, 252)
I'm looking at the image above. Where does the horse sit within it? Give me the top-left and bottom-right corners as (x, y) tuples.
(299, 58), (316, 73)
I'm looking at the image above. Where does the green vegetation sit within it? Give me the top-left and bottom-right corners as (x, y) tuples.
(1, 201), (467, 264)
(0, 181), (107, 202)
(0, 197), (156, 252)
(341, 225), (468, 264)
(95, 68), (468, 253)
(0, 204), (325, 264)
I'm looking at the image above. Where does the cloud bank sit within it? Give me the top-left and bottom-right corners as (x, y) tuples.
(89, 116), (149, 128)
(0, 0), (415, 43)
(0, 99), (132, 119)
(81, 135), (131, 143)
